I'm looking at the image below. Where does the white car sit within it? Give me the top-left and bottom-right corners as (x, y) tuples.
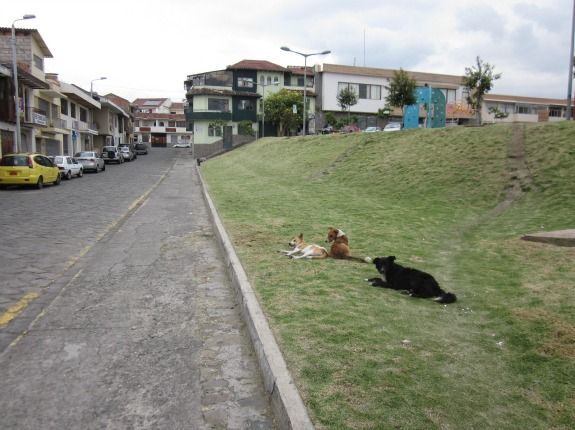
(364, 126), (382, 132)
(50, 155), (83, 179)
(173, 142), (191, 148)
(383, 122), (402, 132)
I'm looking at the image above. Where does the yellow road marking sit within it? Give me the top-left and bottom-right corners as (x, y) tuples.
(0, 292), (39, 327)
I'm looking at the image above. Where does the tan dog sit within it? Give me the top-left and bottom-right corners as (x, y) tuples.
(326, 227), (372, 263)
(279, 233), (329, 259)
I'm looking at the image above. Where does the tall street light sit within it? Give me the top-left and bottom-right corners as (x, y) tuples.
(90, 76), (107, 98)
(11, 14), (36, 153)
(281, 46), (330, 136)
(566, 0), (575, 120)
(255, 81), (278, 138)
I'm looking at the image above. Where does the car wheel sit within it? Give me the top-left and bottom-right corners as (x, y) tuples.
(66, 170), (72, 180)
(54, 174), (61, 186)
(36, 176), (44, 189)
(78, 169), (83, 178)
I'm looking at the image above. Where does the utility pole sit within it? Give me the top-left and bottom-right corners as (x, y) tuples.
(566, 0), (575, 120)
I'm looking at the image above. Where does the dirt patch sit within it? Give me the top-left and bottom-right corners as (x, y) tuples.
(512, 308), (575, 359)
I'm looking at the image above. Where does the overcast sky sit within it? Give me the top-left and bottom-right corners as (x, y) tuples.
(3, 0), (574, 102)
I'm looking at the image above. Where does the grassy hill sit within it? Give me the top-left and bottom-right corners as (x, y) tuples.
(201, 122), (575, 430)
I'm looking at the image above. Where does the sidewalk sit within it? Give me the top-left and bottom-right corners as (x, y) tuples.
(0, 154), (275, 429)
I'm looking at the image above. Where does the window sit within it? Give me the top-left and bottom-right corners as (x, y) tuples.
(297, 77), (304, 87)
(168, 121), (176, 127)
(208, 125), (223, 136)
(176, 121), (186, 127)
(237, 77), (254, 88)
(33, 55), (44, 71)
(142, 134), (150, 143)
(208, 98), (229, 111)
(549, 107), (563, 117)
(260, 76), (265, 84)
(267, 76), (272, 85)
(337, 82), (360, 96)
(238, 99), (255, 111)
(61, 99), (68, 115)
(80, 107), (87, 122)
(273, 76), (279, 84)
(70, 102), (76, 118)
(516, 105), (531, 114)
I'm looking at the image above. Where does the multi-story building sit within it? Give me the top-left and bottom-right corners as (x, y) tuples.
(59, 80), (101, 154)
(132, 98), (189, 147)
(184, 59), (317, 146)
(105, 93), (134, 146)
(0, 27), (54, 154)
(316, 63), (474, 129)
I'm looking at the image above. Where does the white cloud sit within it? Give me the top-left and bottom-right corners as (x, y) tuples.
(2, 0), (573, 101)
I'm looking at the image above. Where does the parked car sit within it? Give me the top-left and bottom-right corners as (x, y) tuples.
(0, 153), (61, 189)
(50, 155), (84, 179)
(134, 143), (148, 155)
(383, 122), (402, 132)
(101, 146), (124, 164)
(320, 125), (334, 134)
(74, 151), (105, 173)
(364, 126), (382, 132)
(119, 146), (135, 161)
(340, 124), (361, 133)
(173, 142), (191, 148)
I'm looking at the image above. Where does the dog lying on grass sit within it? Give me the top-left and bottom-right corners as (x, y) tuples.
(366, 256), (457, 304)
(279, 233), (329, 259)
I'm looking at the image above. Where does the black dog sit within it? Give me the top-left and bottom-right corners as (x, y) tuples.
(366, 256), (456, 304)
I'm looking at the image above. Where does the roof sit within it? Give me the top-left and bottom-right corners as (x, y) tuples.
(0, 27), (53, 58)
(170, 102), (185, 110)
(321, 63), (464, 86)
(484, 93), (574, 107)
(286, 65), (314, 76)
(132, 98), (169, 107)
(227, 60), (287, 72)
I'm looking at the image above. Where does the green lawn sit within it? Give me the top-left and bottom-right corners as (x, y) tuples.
(201, 122), (575, 430)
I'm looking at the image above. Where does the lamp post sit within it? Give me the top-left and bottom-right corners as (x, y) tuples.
(90, 76), (107, 98)
(11, 14), (36, 153)
(566, 0), (575, 120)
(281, 46), (330, 136)
(255, 81), (278, 138)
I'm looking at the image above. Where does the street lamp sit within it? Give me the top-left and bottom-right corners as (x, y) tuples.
(90, 76), (107, 98)
(255, 81), (278, 138)
(281, 46), (330, 136)
(11, 14), (36, 153)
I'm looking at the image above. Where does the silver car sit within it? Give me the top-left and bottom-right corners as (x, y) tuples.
(74, 151), (106, 173)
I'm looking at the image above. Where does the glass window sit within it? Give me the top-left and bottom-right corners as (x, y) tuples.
(61, 99), (68, 115)
(238, 99), (255, 111)
(208, 98), (229, 111)
(80, 107), (87, 122)
(70, 102), (76, 118)
(33, 55), (44, 71)
(267, 76), (272, 85)
(237, 77), (254, 88)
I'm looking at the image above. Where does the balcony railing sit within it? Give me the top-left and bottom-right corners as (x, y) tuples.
(185, 109), (232, 121)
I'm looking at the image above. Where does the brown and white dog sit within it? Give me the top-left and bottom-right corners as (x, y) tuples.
(326, 227), (371, 263)
(279, 233), (329, 259)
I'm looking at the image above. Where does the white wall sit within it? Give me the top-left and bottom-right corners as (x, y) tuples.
(321, 72), (389, 113)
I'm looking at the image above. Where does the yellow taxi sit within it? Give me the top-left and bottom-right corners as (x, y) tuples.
(0, 153), (61, 189)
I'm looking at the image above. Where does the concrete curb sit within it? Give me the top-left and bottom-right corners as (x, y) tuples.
(195, 165), (315, 430)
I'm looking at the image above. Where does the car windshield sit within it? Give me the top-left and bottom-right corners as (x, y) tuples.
(75, 152), (94, 157)
(53, 156), (64, 163)
(135, 144), (145, 149)
(0, 155), (29, 166)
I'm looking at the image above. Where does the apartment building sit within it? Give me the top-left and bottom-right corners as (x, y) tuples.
(184, 59), (317, 145)
(0, 27), (54, 154)
(132, 98), (189, 147)
(92, 95), (130, 151)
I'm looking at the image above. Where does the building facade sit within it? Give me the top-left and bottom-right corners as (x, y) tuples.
(184, 59), (318, 146)
(133, 98), (189, 147)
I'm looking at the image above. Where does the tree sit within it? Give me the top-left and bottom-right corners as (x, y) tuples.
(463, 56), (502, 125)
(336, 87), (358, 124)
(385, 68), (416, 124)
(263, 89), (303, 136)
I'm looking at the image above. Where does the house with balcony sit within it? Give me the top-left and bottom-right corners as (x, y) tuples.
(133, 98), (189, 147)
(316, 63), (474, 129)
(92, 95), (130, 151)
(184, 59), (319, 147)
(59, 80), (101, 154)
(0, 27), (54, 154)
